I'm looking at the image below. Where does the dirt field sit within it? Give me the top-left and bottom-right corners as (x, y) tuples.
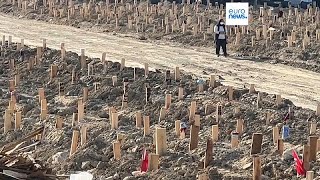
(0, 1), (320, 180)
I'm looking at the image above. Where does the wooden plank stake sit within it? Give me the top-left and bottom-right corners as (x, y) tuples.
(113, 141), (121, 160)
(148, 153), (159, 171)
(165, 94), (171, 109)
(251, 133), (263, 155)
(276, 94), (282, 106)
(80, 49), (86, 69)
(228, 86), (234, 101)
(136, 111), (142, 128)
(249, 84), (255, 93)
(309, 136), (318, 161)
(216, 104), (222, 123)
(70, 130), (79, 157)
(310, 122), (316, 134)
(231, 132), (239, 149)
(144, 63), (149, 77)
(209, 75), (216, 87)
(178, 87), (184, 100)
(83, 86), (88, 102)
(236, 119), (244, 134)
(306, 171), (314, 180)
(112, 76), (117, 86)
(50, 65), (58, 79)
(189, 125), (200, 151)
(120, 58), (125, 70)
(303, 144), (310, 171)
(212, 125), (218, 142)
(189, 101), (196, 122)
(78, 101), (84, 121)
(15, 112), (21, 130)
(155, 127), (167, 155)
(9, 80), (15, 92)
(143, 116), (150, 136)
(277, 138), (284, 156)
(253, 156), (261, 180)
(204, 138), (213, 168)
(111, 112), (119, 129)
(72, 113), (78, 126)
(81, 126), (87, 146)
(273, 126), (279, 145)
(174, 67), (180, 81)
(56, 116), (63, 129)
(316, 104), (320, 116)
(175, 120), (181, 136)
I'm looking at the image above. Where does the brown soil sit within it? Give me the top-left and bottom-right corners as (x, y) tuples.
(0, 40), (319, 180)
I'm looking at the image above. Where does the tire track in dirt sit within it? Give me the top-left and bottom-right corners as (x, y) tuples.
(0, 14), (319, 110)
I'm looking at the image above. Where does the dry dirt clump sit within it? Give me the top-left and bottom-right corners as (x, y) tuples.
(0, 1), (320, 72)
(0, 40), (320, 180)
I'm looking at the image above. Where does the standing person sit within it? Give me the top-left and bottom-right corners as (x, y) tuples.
(214, 19), (227, 57)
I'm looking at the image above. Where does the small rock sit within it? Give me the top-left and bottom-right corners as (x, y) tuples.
(81, 161), (91, 169)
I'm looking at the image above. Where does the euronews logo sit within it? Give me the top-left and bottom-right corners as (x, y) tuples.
(228, 9), (248, 19)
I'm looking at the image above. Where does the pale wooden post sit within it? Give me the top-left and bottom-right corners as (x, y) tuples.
(165, 94), (171, 109)
(120, 58), (125, 70)
(78, 100), (84, 121)
(310, 122), (316, 134)
(251, 133), (263, 155)
(111, 112), (119, 129)
(56, 116), (63, 129)
(212, 125), (218, 142)
(273, 126), (279, 145)
(189, 125), (200, 151)
(204, 138), (213, 168)
(144, 63), (149, 77)
(303, 144), (310, 171)
(189, 101), (196, 122)
(148, 153), (159, 170)
(155, 127), (167, 155)
(306, 171), (314, 180)
(70, 130), (79, 157)
(231, 132), (239, 149)
(136, 111), (142, 128)
(276, 94), (282, 106)
(253, 156), (261, 180)
(15, 112), (21, 130)
(209, 75), (216, 87)
(309, 136), (318, 161)
(178, 87), (184, 100)
(216, 104), (222, 123)
(80, 48), (86, 69)
(175, 120), (181, 136)
(174, 67), (180, 81)
(113, 141), (121, 160)
(228, 86), (234, 101)
(83, 86), (88, 102)
(143, 115), (150, 136)
(81, 126), (87, 146)
(249, 84), (255, 93)
(277, 138), (284, 156)
(9, 80), (15, 92)
(236, 119), (244, 134)
(316, 104), (320, 116)
(38, 88), (45, 104)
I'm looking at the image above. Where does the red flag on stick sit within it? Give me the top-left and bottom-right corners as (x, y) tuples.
(292, 150), (306, 176)
(140, 149), (148, 172)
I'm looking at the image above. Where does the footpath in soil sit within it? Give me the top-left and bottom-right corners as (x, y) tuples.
(0, 1), (320, 72)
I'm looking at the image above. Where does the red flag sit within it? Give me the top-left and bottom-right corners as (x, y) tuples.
(292, 150), (306, 176)
(140, 149), (148, 172)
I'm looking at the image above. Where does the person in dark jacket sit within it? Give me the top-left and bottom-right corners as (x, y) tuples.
(214, 19), (227, 57)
